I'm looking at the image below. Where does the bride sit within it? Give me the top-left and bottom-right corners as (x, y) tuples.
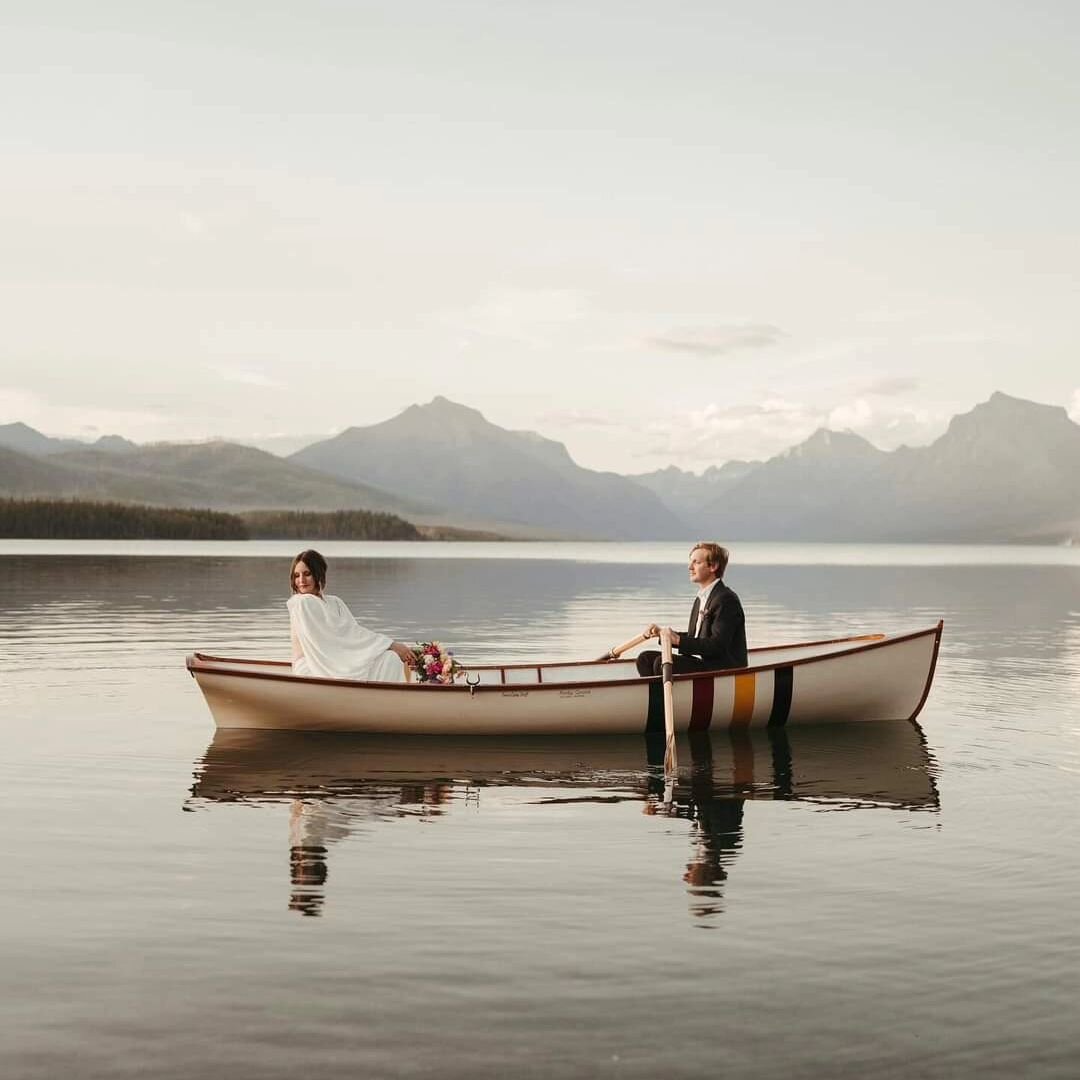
(288, 549), (417, 681)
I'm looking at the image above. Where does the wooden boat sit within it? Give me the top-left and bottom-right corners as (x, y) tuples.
(186, 622), (942, 734)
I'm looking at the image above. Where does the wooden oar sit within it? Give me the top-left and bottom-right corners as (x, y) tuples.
(660, 627), (678, 772)
(595, 631), (650, 662)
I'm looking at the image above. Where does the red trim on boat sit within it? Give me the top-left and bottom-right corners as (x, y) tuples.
(689, 676), (713, 732)
(907, 620), (944, 723)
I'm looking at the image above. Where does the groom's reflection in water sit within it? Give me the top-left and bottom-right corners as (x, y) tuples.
(189, 722), (937, 920)
(682, 732), (751, 918)
(643, 731), (753, 918)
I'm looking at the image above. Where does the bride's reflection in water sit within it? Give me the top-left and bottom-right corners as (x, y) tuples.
(288, 802), (328, 916)
(285, 781), (452, 914)
(189, 722), (939, 919)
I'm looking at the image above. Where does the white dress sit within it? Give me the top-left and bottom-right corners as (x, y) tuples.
(287, 593), (406, 682)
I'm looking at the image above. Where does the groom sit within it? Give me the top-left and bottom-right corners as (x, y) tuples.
(635, 542), (748, 677)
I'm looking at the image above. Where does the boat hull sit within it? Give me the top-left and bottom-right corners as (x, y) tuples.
(187, 623), (942, 734)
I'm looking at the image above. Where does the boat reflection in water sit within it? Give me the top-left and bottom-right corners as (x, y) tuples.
(188, 721), (938, 918)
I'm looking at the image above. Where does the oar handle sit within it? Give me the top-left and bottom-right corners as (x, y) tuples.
(596, 631), (651, 662)
(660, 627), (674, 675)
(660, 628), (678, 771)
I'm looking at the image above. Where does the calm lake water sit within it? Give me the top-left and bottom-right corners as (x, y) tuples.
(2, 541), (1079, 1079)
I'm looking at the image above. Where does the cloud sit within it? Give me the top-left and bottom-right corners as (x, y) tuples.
(853, 306), (927, 327)
(636, 399), (823, 465)
(624, 393), (955, 471)
(0, 386), (167, 437)
(541, 398), (824, 470)
(433, 287), (589, 349)
(914, 330), (992, 346)
(646, 324), (784, 357)
(540, 409), (627, 430)
(783, 337), (877, 369)
(181, 213), (209, 236)
(245, 432), (337, 456)
(825, 398), (953, 448)
(861, 376), (920, 397)
(208, 365), (285, 390)
(0, 387), (40, 423)
(827, 398), (875, 430)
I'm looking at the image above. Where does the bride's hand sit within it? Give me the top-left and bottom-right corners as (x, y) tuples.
(390, 641), (416, 668)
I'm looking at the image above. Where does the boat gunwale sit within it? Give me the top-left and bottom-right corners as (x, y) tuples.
(186, 630), (888, 675)
(186, 622), (943, 711)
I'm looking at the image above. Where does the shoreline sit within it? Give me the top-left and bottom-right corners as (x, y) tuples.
(5, 538), (1079, 567)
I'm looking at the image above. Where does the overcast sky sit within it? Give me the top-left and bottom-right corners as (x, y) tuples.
(2, 1), (1078, 472)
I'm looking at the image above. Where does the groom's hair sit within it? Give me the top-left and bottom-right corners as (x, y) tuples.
(290, 549), (328, 593)
(690, 542), (730, 579)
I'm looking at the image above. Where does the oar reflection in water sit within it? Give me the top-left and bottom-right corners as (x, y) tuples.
(187, 722), (938, 918)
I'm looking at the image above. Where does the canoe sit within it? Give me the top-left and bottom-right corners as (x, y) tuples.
(186, 621), (942, 734)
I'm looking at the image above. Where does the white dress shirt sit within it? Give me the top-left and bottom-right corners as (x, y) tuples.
(694, 579), (721, 637)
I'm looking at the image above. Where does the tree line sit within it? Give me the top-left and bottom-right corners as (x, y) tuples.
(241, 509), (421, 540)
(0, 499), (422, 540)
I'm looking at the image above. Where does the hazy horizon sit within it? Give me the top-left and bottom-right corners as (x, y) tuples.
(5, 387), (1080, 476)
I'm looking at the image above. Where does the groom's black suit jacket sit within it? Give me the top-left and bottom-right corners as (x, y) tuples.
(678, 582), (748, 671)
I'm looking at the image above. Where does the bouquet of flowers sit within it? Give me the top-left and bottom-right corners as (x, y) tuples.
(411, 640), (464, 684)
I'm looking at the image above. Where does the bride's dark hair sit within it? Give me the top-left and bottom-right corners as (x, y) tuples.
(290, 549), (328, 593)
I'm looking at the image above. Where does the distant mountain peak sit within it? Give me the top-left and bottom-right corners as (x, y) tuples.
(988, 390), (1045, 408)
(291, 397), (685, 538)
(0, 421), (80, 457)
(427, 394), (466, 410)
(946, 391), (1074, 441)
(92, 434), (138, 453)
(781, 428), (881, 460)
(412, 396), (487, 421)
(971, 390), (1068, 420)
(370, 397), (496, 442)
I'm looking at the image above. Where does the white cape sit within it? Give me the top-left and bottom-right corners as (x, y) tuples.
(288, 593), (405, 682)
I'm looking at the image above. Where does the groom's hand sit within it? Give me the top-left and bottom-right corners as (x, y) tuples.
(644, 624), (679, 646)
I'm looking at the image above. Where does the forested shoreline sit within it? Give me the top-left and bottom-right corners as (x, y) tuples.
(0, 499), (423, 540)
(241, 509), (421, 540)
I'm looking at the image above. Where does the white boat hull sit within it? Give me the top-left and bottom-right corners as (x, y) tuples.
(186, 624), (942, 734)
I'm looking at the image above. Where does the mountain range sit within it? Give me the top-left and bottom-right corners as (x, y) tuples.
(630, 393), (1080, 543)
(0, 430), (429, 518)
(2, 392), (1078, 542)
